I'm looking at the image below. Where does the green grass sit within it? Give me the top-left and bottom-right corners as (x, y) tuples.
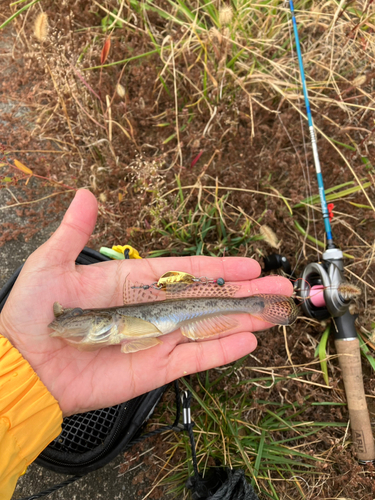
(148, 179), (263, 257)
(159, 368), (348, 499)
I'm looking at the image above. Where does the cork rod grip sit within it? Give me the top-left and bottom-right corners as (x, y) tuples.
(335, 338), (375, 462)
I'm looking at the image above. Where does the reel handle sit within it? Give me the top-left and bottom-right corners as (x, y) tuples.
(334, 311), (375, 463)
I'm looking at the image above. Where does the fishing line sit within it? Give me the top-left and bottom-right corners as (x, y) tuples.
(275, 2), (321, 277)
(285, 11), (323, 260)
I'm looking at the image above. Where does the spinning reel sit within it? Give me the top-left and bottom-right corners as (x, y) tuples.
(264, 249), (375, 463)
(297, 247), (356, 334)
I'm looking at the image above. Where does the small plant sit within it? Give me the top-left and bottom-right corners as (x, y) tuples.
(147, 180), (262, 257)
(159, 365), (348, 499)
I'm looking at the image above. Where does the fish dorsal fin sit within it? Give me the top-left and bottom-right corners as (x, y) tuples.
(181, 315), (239, 340)
(123, 273), (240, 305)
(165, 282), (239, 300)
(123, 274), (161, 305)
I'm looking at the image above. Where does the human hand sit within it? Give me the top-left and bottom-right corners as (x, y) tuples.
(0, 189), (293, 417)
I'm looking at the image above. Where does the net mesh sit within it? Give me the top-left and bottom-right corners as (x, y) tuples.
(50, 405), (121, 453)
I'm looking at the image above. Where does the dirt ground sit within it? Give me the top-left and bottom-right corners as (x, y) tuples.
(1, 0), (375, 499)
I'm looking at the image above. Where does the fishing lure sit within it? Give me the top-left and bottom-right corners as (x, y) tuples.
(49, 273), (298, 354)
(132, 271), (225, 293)
(131, 271), (226, 291)
(125, 271), (238, 304)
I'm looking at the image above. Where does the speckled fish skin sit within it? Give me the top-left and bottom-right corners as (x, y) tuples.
(49, 294), (298, 353)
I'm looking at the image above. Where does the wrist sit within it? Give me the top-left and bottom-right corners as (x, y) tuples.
(0, 334), (62, 494)
(0, 312), (15, 348)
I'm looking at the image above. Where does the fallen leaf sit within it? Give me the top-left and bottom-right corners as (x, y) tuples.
(116, 83), (125, 98)
(101, 37), (111, 65)
(14, 159), (33, 175)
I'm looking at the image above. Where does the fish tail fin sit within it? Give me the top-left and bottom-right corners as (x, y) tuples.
(250, 294), (299, 325)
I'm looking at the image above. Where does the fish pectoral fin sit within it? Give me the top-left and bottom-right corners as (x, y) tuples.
(121, 338), (162, 353)
(119, 316), (162, 337)
(181, 315), (239, 340)
(64, 339), (105, 351)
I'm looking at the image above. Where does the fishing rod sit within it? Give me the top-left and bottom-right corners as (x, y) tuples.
(288, 0), (375, 463)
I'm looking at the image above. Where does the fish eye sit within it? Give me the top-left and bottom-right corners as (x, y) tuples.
(70, 308), (84, 316)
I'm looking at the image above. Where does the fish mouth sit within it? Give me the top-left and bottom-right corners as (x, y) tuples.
(48, 320), (91, 340)
(48, 320), (63, 335)
(48, 320), (60, 336)
(48, 320), (77, 336)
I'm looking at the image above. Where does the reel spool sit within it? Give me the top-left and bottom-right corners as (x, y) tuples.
(297, 248), (350, 321)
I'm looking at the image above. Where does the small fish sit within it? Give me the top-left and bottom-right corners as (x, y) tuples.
(49, 294), (298, 354)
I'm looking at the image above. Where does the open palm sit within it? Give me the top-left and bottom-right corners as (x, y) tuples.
(0, 190), (293, 417)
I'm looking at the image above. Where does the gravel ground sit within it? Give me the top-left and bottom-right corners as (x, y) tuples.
(12, 455), (155, 500)
(0, 182), (66, 288)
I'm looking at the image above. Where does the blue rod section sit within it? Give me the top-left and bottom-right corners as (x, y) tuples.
(289, 0), (333, 246)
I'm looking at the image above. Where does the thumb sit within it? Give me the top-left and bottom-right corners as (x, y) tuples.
(41, 189), (98, 266)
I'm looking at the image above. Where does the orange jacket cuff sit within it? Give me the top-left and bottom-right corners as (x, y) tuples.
(0, 334), (63, 500)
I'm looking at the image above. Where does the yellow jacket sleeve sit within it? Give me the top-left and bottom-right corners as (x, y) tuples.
(0, 335), (63, 500)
